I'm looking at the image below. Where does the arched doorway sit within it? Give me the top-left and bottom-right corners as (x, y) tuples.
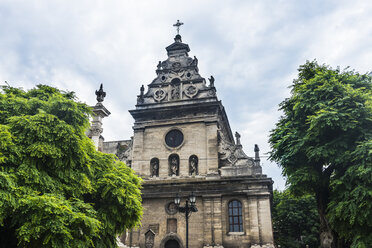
(160, 233), (184, 248)
(164, 239), (180, 248)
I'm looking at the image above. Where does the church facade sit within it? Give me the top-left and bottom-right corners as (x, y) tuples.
(94, 31), (274, 248)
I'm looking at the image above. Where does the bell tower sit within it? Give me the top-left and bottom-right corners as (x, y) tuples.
(103, 22), (274, 248)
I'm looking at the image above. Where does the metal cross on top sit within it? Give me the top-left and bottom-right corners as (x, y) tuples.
(173, 20), (184, 35)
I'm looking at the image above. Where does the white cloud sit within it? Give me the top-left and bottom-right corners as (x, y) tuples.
(1, 0), (372, 190)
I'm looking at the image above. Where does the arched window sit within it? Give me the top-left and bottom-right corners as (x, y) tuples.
(228, 200), (243, 232)
(168, 154), (179, 176)
(150, 158), (159, 177)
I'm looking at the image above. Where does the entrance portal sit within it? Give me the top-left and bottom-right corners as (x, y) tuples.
(164, 239), (180, 248)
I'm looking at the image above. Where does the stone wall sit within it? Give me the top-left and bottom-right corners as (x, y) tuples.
(131, 121), (218, 178)
(123, 177), (273, 248)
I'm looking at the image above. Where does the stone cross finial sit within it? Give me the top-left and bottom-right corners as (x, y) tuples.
(95, 83), (106, 102)
(173, 20), (184, 35)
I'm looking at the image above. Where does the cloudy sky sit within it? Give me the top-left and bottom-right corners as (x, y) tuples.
(1, 0), (371, 189)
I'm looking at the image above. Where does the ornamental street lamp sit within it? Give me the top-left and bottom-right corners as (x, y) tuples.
(174, 192), (198, 248)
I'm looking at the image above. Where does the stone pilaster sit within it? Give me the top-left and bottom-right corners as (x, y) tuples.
(131, 128), (144, 175)
(206, 123), (219, 176)
(248, 196), (260, 244)
(202, 196), (213, 245)
(258, 196), (274, 244)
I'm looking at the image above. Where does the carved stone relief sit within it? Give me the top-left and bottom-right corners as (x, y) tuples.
(208, 88), (216, 97)
(171, 62), (182, 72)
(169, 154), (179, 176)
(170, 85), (180, 100)
(167, 218), (177, 233)
(116, 142), (133, 166)
(145, 230), (155, 248)
(184, 85), (198, 98)
(165, 202), (178, 215)
(161, 61), (168, 68)
(153, 88), (166, 102)
(189, 155), (198, 175)
(217, 130), (254, 167)
(150, 158), (159, 177)
(88, 126), (103, 137)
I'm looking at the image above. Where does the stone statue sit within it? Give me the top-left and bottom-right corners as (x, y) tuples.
(151, 159), (159, 177)
(235, 132), (241, 145)
(145, 230), (155, 248)
(137, 85), (145, 104)
(157, 61), (162, 70)
(140, 85), (145, 96)
(191, 56), (198, 66)
(95, 83), (106, 102)
(208, 75), (215, 87)
(170, 157), (178, 176)
(171, 85), (180, 100)
(189, 156), (198, 175)
(254, 144), (260, 166)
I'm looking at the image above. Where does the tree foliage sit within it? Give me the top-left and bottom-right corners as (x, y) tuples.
(0, 85), (142, 248)
(272, 190), (319, 248)
(269, 61), (372, 248)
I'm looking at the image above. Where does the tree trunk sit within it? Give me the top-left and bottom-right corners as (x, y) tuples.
(316, 190), (347, 248)
(317, 189), (334, 248)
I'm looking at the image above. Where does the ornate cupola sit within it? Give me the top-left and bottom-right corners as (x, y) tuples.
(165, 34), (190, 56)
(132, 34), (217, 108)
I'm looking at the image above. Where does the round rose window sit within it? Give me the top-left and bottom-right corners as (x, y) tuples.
(165, 129), (184, 148)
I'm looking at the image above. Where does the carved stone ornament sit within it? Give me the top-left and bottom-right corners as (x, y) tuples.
(171, 62), (182, 72)
(161, 61), (168, 69)
(95, 84), (106, 103)
(208, 88), (216, 97)
(89, 126), (103, 136)
(228, 153), (238, 164)
(137, 95), (144, 104)
(165, 202), (178, 215)
(170, 85), (180, 100)
(116, 141), (133, 165)
(186, 71), (192, 78)
(150, 158), (159, 177)
(218, 130), (254, 167)
(169, 154), (179, 176)
(189, 155), (198, 175)
(145, 230), (155, 248)
(153, 88), (166, 102)
(160, 74), (167, 82)
(184, 85), (198, 98)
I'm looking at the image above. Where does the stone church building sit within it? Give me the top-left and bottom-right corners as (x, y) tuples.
(90, 28), (274, 248)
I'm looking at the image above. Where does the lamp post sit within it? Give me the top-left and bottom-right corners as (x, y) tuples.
(174, 192), (198, 248)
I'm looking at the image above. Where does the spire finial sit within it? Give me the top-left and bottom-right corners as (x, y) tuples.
(95, 83), (106, 102)
(173, 20), (184, 35)
(254, 144), (260, 164)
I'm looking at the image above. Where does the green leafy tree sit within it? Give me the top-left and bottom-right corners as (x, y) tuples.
(0, 85), (142, 248)
(272, 189), (319, 248)
(269, 61), (372, 248)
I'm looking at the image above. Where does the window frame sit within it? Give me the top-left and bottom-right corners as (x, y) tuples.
(227, 199), (244, 233)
